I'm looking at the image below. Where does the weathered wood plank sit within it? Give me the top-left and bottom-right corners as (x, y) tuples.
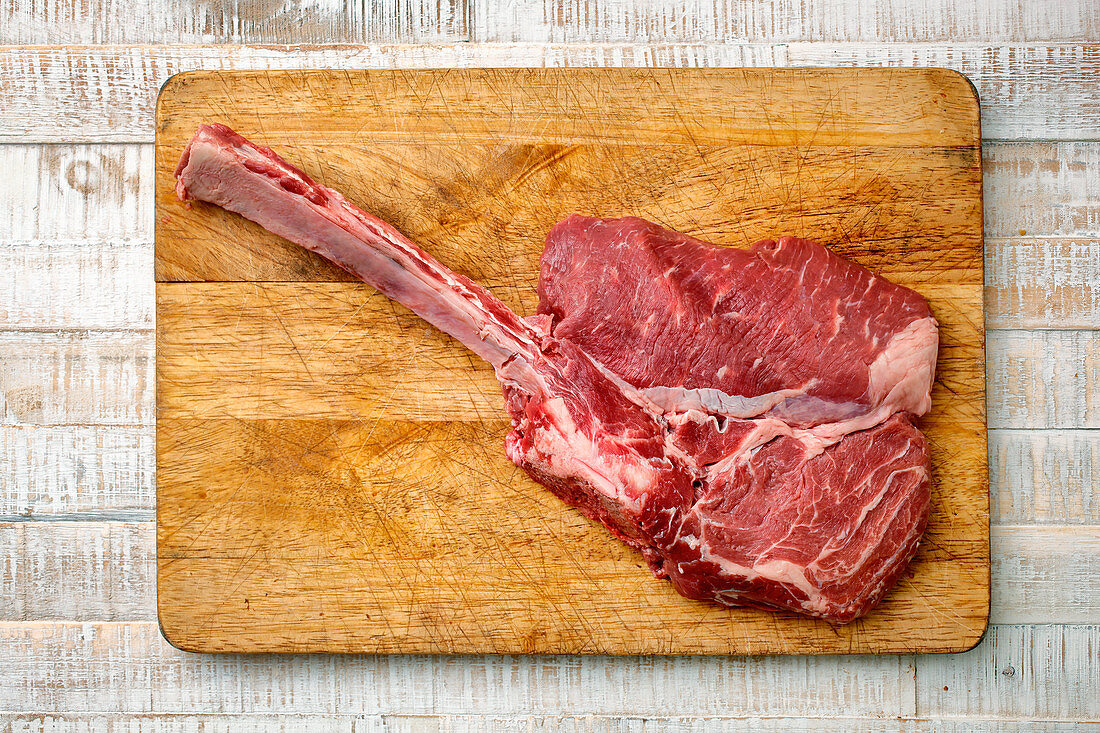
(0, 144), (152, 243)
(8, 0), (1099, 45)
(0, 426), (153, 516)
(0, 714), (1092, 732)
(376, 719), (1098, 733)
(986, 239), (1100, 329)
(0, 245), (152, 330)
(989, 526), (1100, 624)
(788, 44), (1100, 140)
(903, 725), (1096, 733)
(0, 45), (785, 143)
(990, 430), (1100, 525)
(0, 623), (1094, 717)
(0, 332), (153, 426)
(984, 142), (1100, 238)
(0, 622), (913, 715)
(0, 523), (153, 621)
(472, 0), (1100, 43)
(1, 523), (1091, 624)
(988, 330), (1100, 429)
(0, 716), (372, 732)
(2, 44), (1099, 142)
(0, 0), (468, 44)
(430, 720), (1090, 732)
(915, 624), (1100, 720)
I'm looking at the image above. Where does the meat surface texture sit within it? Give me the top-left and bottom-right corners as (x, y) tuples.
(175, 123), (938, 623)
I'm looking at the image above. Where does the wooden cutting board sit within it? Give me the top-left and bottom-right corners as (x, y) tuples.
(155, 68), (988, 655)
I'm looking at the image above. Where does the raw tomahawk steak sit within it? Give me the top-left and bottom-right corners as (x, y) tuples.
(174, 123), (939, 623)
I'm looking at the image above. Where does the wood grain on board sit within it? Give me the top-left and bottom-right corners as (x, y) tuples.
(155, 68), (987, 654)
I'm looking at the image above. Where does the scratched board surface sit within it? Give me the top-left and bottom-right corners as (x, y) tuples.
(154, 68), (987, 654)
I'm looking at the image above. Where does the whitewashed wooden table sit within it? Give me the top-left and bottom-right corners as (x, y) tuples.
(1, 1), (1098, 729)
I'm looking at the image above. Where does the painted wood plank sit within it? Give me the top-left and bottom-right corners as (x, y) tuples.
(989, 526), (1100, 625)
(984, 142), (1100, 238)
(0, 332), (153, 426)
(903, 725), (1096, 733)
(0, 426), (153, 517)
(987, 330), (1100, 429)
(471, 0), (1100, 43)
(6, 0), (1099, 45)
(380, 717), (1100, 726)
(990, 430), (1100, 525)
(0, 144), (153, 243)
(1, 716), (374, 733)
(0, 0), (468, 45)
(0, 45), (785, 143)
(3, 43), (1100, 142)
(1, 523), (1091, 624)
(787, 44), (1100, 140)
(793, 1), (1100, 44)
(0, 523), (153, 621)
(0, 623), (1094, 717)
(375, 719), (1096, 733)
(0, 239), (1095, 345)
(986, 239), (1100, 329)
(0, 714), (1093, 732)
(0, 245), (153, 331)
(915, 624), (1100, 720)
(0, 622), (914, 716)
